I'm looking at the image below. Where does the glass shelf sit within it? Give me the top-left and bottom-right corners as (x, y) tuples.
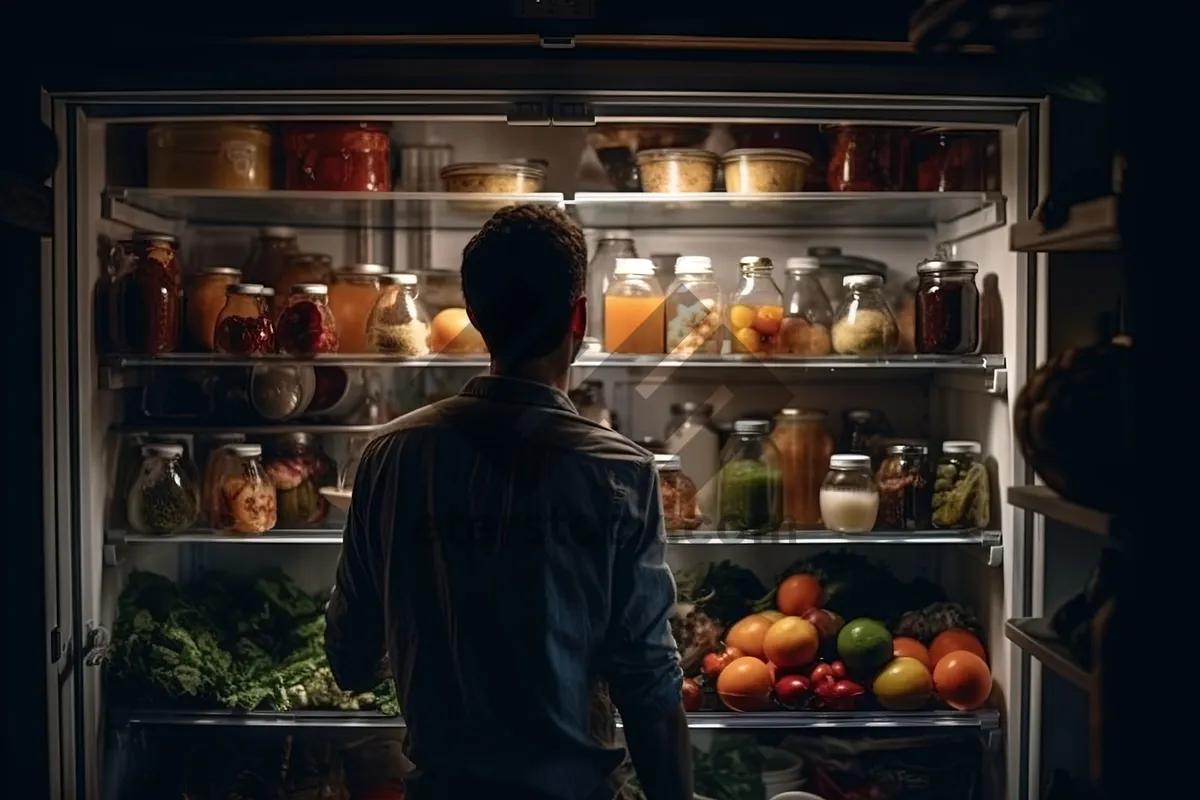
(1006, 486), (1112, 538)
(110, 528), (345, 545)
(1005, 618), (1090, 691)
(111, 421), (393, 435)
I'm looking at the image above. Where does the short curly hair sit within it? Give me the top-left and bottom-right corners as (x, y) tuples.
(460, 204), (588, 365)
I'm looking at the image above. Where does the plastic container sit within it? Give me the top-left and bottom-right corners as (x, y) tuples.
(276, 284), (339, 356)
(587, 233), (638, 342)
(283, 122), (392, 191)
(727, 257), (785, 356)
(211, 444), (277, 536)
(148, 123), (272, 191)
(877, 444), (933, 530)
(604, 257), (665, 354)
(635, 148), (718, 193)
(779, 257), (834, 356)
(654, 453), (702, 531)
(328, 264), (387, 353)
(186, 267), (242, 351)
(665, 256), (723, 356)
(933, 441), (991, 529)
(665, 401), (721, 527)
(721, 148), (813, 193)
(760, 747), (806, 800)
(127, 444), (200, 535)
(771, 409), (834, 529)
(440, 162), (546, 194)
(718, 419), (784, 533)
(916, 259), (980, 355)
(819, 453), (879, 533)
(831, 274), (900, 356)
(213, 283), (274, 355)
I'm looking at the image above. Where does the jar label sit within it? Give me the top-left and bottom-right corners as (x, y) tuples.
(222, 141), (257, 177)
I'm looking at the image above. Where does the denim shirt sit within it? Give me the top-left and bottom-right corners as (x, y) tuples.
(325, 375), (682, 800)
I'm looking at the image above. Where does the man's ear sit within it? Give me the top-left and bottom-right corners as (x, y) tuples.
(570, 296), (587, 338)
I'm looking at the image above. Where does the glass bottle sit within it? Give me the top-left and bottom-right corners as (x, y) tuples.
(243, 226), (299, 286)
(366, 273), (431, 356)
(717, 419), (783, 533)
(186, 267), (242, 351)
(820, 454), (879, 533)
(665, 401), (721, 528)
(604, 258), (665, 354)
(264, 433), (337, 527)
(127, 444), (200, 535)
(276, 284), (339, 356)
(932, 441), (991, 529)
(664, 256), (723, 357)
(213, 443), (277, 536)
(771, 408), (835, 529)
(214, 283), (274, 355)
(727, 257), (784, 356)
(831, 274), (900, 356)
(270, 252), (334, 317)
(779, 257), (834, 357)
(587, 233), (638, 341)
(915, 259), (981, 355)
(654, 453), (702, 532)
(329, 263), (388, 353)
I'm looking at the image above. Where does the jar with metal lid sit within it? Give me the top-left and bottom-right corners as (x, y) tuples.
(820, 454), (879, 533)
(200, 433), (247, 526)
(771, 408), (834, 529)
(124, 232), (184, 355)
(329, 264), (388, 353)
(654, 453), (702, 532)
(568, 381), (612, 428)
(932, 441), (991, 529)
(212, 444), (277, 535)
(187, 267), (242, 351)
(587, 233), (638, 341)
(877, 445), (933, 530)
(145, 435), (203, 490)
(127, 444), (200, 535)
(284, 122), (392, 192)
(367, 273), (431, 356)
(779, 257), (834, 356)
(728, 256), (785, 356)
(214, 283), (275, 355)
(718, 419), (783, 533)
(916, 259), (980, 355)
(276, 284), (339, 356)
(665, 401), (721, 527)
(243, 227), (299, 286)
(665, 256), (723, 356)
(604, 258), (665, 354)
(270, 253), (334, 317)
(264, 433), (336, 526)
(831, 274), (900, 356)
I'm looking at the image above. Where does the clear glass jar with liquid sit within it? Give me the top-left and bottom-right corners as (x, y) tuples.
(718, 419), (784, 533)
(820, 453), (879, 533)
(604, 258), (665, 354)
(772, 408), (835, 529)
(587, 233), (637, 341)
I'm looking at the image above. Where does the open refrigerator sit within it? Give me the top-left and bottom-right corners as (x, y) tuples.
(39, 55), (1109, 800)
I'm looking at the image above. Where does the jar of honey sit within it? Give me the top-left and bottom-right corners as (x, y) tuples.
(328, 264), (388, 353)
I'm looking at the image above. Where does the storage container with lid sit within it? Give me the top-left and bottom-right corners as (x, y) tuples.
(933, 441), (991, 529)
(265, 433), (336, 527)
(779, 257), (834, 356)
(721, 148), (813, 193)
(653, 453), (702, 532)
(328, 264), (388, 353)
(728, 256), (785, 356)
(819, 453), (879, 533)
(276, 284), (339, 356)
(604, 257), (665, 354)
(243, 226), (299, 286)
(877, 444), (933, 530)
(284, 122), (392, 192)
(186, 267), (242, 351)
(212, 444), (277, 535)
(832, 274), (900, 356)
(214, 283), (274, 355)
(200, 434), (247, 526)
(635, 148), (718, 193)
(587, 233), (638, 341)
(367, 272), (430, 356)
(916, 259), (980, 355)
(665, 401), (721, 528)
(771, 408), (835, 529)
(148, 123), (273, 191)
(665, 256), (723, 356)
(127, 444), (200, 535)
(718, 419), (783, 533)
(440, 162), (547, 195)
(270, 252), (334, 317)
(125, 232), (183, 355)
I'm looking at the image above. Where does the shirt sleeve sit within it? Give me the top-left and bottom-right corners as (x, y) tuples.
(325, 440), (389, 693)
(603, 457), (683, 719)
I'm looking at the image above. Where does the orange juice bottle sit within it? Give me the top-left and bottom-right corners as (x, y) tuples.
(604, 258), (666, 354)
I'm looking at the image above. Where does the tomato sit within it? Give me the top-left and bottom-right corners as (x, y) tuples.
(682, 677), (703, 711)
(701, 646), (745, 679)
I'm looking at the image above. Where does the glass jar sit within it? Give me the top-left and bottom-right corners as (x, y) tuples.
(186, 267), (242, 351)
(214, 283), (275, 355)
(916, 259), (981, 355)
(820, 454), (879, 533)
(932, 441), (991, 529)
(914, 131), (995, 193)
(123, 232), (183, 354)
(649, 253), (681, 293)
(831, 274), (900, 356)
(587, 233), (638, 341)
(212, 444), (277, 535)
(127, 444), (200, 535)
(327, 264), (387, 353)
(243, 226), (299, 286)
(826, 126), (889, 192)
(654, 453), (702, 532)
(146, 436), (203, 490)
(728, 256), (785, 356)
(664, 256), (723, 356)
(717, 419), (783, 533)
(276, 284), (339, 356)
(110, 433), (150, 528)
(283, 122), (392, 192)
(264, 433), (337, 527)
(200, 433), (247, 526)
(877, 445), (933, 530)
(367, 273), (431, 355)
(665, 401), (721, 528)
(779, 257), (834, 357)
(839, 408), (893, 470)
(270, 253), (334, 318)
(604, 258), (665, 354)
(771, 409), (835, 529)
(568, 381), (612, 428)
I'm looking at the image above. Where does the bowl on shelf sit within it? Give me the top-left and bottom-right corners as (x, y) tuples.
(319, 487), (353, 513)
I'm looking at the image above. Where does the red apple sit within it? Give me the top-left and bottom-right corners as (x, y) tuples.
(774, 674), (812, 708)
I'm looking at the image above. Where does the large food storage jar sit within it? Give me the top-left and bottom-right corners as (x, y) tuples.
(604, 258), (665, 354)
(200, 434), (247, 526)
(213, 283), (274, 355)
(284, 122), (392, 191)
(276, 284), (339, 356)
(269, 252), (334, 317)
(212, 444), (277, 536)
(779, 257), (834, 356)
(877, 444), (933, 530)
(367, 273), (431, 356)
(186, 267), (242, 352)
(718, 419), (783, 533)
(916, 259), (980, 355)
(587, 233), (638, 341)
(654, 453), (702, 531)
(933, 441), (991, 529)
(665, 401), (721, 527)
(820, 454), (879, 533)
(243, 227), (299, 287)
(127, 444), (200, 535)
(265, 433), (336, 527)
(831, 274), (900, 356)
(328, 264), (388, 353)
(148, 123), (273, 191)
(728, 257), (785, 356)
(665, 256), (723, 356)
(635, 148), (718, 193)
(771, 409), (834, 529)
(124, 232), (184, 355)
(721, 148), (813, 193)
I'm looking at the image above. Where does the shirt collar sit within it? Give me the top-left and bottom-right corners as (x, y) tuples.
(459, 375), (578, 414)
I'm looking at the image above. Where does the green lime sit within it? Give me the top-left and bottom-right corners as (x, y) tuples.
(837, 618), (894, 677)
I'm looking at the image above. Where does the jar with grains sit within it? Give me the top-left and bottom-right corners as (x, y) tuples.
(276, 284), (339, 356)
(820, 454), (879, 533)
(586, 233), (638, 342)
(932, 441), (991, 529)
(877, 445), (933, 530)
(328, 264), (388, 353)
(242, 227), (299, 286)
(214, 283), (275, 355)
(270, 252), (333, 318)
(665, 256), (723, 357)
(127, 444), (199, 535)
(771, 408), (834, 529)
(779, 257), (834, 356)
(265, 433), (336, 527)
(665, 401), (720, 528)
(916, 259), (980, 355)
(831, 274), (899, 356)
(186, 267), (242, 351)
(367, 273), (431, 356)
(604, 258), (665, 354)
(728, 257), (785, 356)
(826, 126), (889, 192)
(123, 232), (183, 355)
(148, 123), (272, 191)
(654, 453), (702, 531)
(283, 122), (392, 192)
(718, 419), (783, 533)
(213, 444), (277, 535)
(199, 433), (247, 526)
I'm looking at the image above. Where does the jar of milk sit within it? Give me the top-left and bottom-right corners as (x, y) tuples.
(819, 454), (879, 533)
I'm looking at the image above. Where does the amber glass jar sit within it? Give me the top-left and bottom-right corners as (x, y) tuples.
(826, 126), (889, 192)
(186, 267), (242, 351)
(270, 253), (333, 317)
(283, 122), (392, 192)
(328, 264), (387, 353)
(242, 227), (299, 286)
(771, 409), (835, 529)
(122, 232), (183, 354)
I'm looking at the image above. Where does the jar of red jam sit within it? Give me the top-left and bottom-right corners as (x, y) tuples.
(283, 123), (392, 192)
(915, 259), (980, 355)
(276, 284), (339, 356)
(214, 283), (275, 356)
(826, 126), (889, 192)
(915, 130), (993, 192)
(123, 232), (183, 354)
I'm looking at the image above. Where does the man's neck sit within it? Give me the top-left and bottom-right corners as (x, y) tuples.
(489, 360), (570, 392)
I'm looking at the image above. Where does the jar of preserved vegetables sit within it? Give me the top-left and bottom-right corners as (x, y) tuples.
(214, 283), (275, 355)
(831, 274), (900, 356)
(367, 273), (431, 356)
(664, 256), (723, 356)
(718, 419), (783, 533)
(728, 257), (784, 356)
(654, 453), (702, 532)
(276, 284), (339, 356)
(127, 444), (200, 535)
(932, 441), (991, 529)
(213, 444), (277, 535)
(186, 267), (242, 351)
(779, 257), (833, 356)
(819, 454), (879, 533)
(916, 259), (980, 355)
(877, 444), (933, 530)
(771, 408), (834, 529)
(329, 263), (388, 353)
(200, 433), (247, 526)
(265, 433), (336, 526)
(604, 258), (665, 354)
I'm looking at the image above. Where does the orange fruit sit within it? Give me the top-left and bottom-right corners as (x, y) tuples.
(725, 614), (773, 661)
(751, 305), (784, 336)
(762, 617), (820, 669)
(729, 304), (756, 330)
(758, 610), (785, 622)
(933, 650), (992, 711)
(716, 656), (775, 712)
(733, 327), (761, 353)
(776, 573), (823, 617)
(929, 628), (987, 667)
(892, 636), (933, 671)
